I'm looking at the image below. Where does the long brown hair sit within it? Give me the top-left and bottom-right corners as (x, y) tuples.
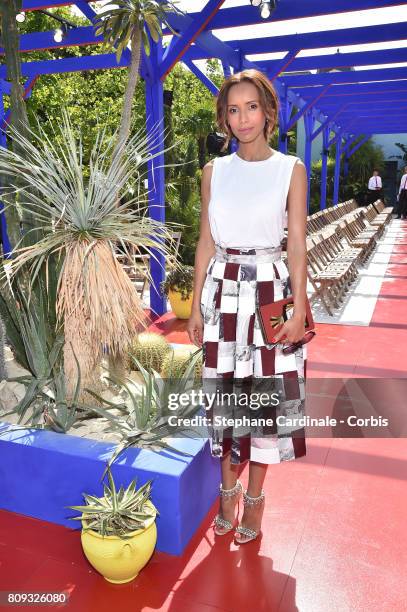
(216, 69), (280, 152)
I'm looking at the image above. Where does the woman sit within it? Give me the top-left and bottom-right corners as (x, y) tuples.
(187, 69), (308, 545)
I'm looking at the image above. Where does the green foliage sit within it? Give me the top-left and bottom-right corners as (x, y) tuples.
(0, 260), (87, 432)
(68, 465), (157, 538)
(308, 137), (384, 210)
(160, 265), (194, 300)
(128, 332), (172, 373)
(346, 137), (385, 186)
(390, 142), (407, 164)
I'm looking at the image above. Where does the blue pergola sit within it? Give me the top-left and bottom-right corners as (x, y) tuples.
(1, 0), (407, 316)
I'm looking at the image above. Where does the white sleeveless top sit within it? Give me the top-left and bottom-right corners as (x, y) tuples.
(208, 150), (300, 249)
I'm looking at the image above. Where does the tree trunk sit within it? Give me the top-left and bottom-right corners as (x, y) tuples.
(109, 29), (142, 382)
(0, 0), (37, 247)
(113, 29), (142, 161)
(198, 136), (206, 169)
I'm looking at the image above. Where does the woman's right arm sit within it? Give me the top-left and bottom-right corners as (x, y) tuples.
(186, 160), (216, 347)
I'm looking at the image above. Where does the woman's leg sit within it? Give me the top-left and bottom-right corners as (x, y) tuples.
(236, 461), (268, 537)
(247, 460), (268, 496)
(218, 450), (240, 524)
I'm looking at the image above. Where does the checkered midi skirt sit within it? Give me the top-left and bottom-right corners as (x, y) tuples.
(200, 244), (307, 465)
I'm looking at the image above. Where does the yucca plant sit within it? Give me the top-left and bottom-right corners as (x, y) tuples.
(0, 110), (183, 394)
(94, 0), (183, 157)
(68, 465), (157, 538)
(86, 347), (204, 475)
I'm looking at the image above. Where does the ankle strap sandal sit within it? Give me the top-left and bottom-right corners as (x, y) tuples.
(213, 479), (243, 535)
(234, 489), (265, 543)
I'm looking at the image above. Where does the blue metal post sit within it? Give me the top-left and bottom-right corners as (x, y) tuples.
(333, 135), (342, 205)
(145, 40), (167, 317)
(343, 155), (349, 179)
(278, 92), (291, 154)
(303, 110), (315, 211)
(320, 126), (329, 210)
(0, 80), (12, 256)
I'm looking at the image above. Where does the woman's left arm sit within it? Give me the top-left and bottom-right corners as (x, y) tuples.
(268, 158), (308, 345)
(286, 159), (308, 324)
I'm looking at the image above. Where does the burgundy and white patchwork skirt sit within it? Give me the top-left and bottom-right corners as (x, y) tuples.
(200, 244), (307, 465)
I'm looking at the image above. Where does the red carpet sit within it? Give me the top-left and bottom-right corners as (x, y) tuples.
(1, 221), (407, 611)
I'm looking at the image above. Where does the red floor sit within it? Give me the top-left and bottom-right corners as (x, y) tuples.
(2, 220), (407, 611)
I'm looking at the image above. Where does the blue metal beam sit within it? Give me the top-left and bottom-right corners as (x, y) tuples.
(293, 82), (407, 97)
(159, 0), (226, 80)
(0, 26), (102, 55)
(320, 126), (330, 210)
(333, 108), (407, 118)
(187, 23), (407, 59)
(74, 0), (97, 22)
(283, 66), (407, 88)
(258, 47), (407, 74)
(344, 127), (407, 135)
(333, 137), (342, 205)
(312, 96), (407, 108)
(0, 80), (11, 95)
(267, 49), (300, 81)
(163, 12), (242, 71)
(286, 86), (331, 132)
(348, 135), (372, 156)
(341, 134), (360, 155)
(303, 111), (316, 211)
(23, 1), (407, 21)
(183, 60), (219, 96)
(145, 40), (167, 317)
(221, 61), (231, 78)
(0, 53), (130, 80)
(0, 83), (12, 256)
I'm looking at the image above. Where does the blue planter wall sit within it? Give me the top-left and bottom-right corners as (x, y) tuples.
(0, 423), (220, 556)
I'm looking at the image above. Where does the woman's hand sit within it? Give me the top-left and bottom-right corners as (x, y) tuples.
(271, 316), (305, 345)
(187, 310), (204, 347)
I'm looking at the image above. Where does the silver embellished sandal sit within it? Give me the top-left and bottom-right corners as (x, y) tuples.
(213, 479), (243, 536)
(234, 489), (265, 544)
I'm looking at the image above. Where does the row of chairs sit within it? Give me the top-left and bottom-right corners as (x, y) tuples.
(286, 199), (393, 315)
(117, 199), (392, 315)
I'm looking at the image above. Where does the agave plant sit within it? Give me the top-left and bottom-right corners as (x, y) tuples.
(68, 465), (157, 538)
(0, 110), (183, 393)
(86, 347), (205, 475)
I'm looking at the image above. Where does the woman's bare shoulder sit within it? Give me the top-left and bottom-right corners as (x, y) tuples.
(201, 159), (214, 186)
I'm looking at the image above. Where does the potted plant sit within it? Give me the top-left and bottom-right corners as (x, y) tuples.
(68, 466), (158, 584)
(160, 265), (194, 319)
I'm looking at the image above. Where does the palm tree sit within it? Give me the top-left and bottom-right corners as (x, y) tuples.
(94, 0), (183, 159)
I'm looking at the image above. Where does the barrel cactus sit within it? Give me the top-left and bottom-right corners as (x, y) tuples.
(128, 332), (172, 373)
(161, 347), (202, 380)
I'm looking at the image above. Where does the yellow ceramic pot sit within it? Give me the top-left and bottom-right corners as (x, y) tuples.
(168, 288), (193, 319)
(80, 501), (157, 584)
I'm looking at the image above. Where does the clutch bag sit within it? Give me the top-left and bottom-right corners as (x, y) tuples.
(257, 295), (315, 345)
